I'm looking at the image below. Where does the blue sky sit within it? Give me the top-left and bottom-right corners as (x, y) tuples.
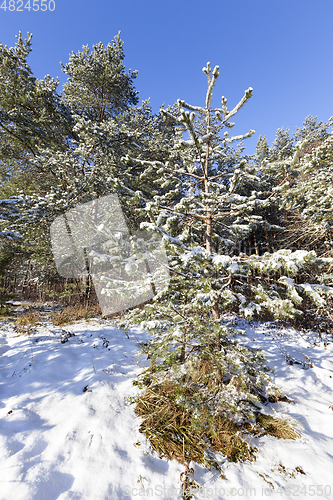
(1, 0), (333, 154)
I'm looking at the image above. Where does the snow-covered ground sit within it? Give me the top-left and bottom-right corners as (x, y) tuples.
(0, 310), (333, 500)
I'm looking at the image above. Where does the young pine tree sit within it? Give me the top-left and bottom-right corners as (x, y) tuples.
(113, 64), (324, 480)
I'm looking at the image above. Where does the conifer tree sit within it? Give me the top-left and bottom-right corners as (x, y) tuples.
(118, 64), (331, 326)
(60, 32), (138, 122)
(273, 123), (333, 253)
(110, 65), (333, 481)
(269, 127), (294, 161)
(0, 32), (177, 298)
(256, 116), (333, 254)
(0, 197), (24, 241)
(0, 32), (73, 174)
(254, 135), (269, 167)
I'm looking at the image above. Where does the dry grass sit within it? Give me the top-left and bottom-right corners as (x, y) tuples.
(50, 304), (102, 326)
(255, 414), (300, 440)
(134, 380), (257, 471)
(131, 332), (301, 489)
(133, 373), (300, 485)
(211, 417), (256, 462)
(14, 311), (42, 335)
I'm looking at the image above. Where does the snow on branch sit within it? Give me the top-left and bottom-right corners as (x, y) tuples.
(205, 65), (219, 109)
(225, 130), (255, 143)
(213, 87), (253, 123)
(177, 100), (204, 112)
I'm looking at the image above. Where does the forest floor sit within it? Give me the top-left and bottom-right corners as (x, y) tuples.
(0, 303), (333, 500)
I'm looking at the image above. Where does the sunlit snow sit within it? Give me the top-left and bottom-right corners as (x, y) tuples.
(1, 310), (333, 499)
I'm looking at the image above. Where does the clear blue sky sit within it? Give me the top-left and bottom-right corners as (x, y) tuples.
(1, 0), (333, 154)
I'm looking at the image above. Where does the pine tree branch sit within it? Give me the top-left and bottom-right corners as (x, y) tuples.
(125, 156), (204, 181)
(213, 87), (253, 122)
(0, 119), (37, 157)
(177, 100), (204, 112)
(159, 206), (209, 221)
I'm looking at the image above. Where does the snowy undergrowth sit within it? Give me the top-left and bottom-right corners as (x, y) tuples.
(0, 311), (333, 500)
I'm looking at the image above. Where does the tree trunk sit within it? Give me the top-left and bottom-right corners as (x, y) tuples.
(204, 137), (220, 321)
(83, 248), (93, 305)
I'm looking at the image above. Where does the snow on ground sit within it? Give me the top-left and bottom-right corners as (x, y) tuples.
(0, 310), (333, 500)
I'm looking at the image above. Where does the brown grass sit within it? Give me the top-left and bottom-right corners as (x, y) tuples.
(50, 304), (102, 326)
(133, 375), (300, 484)
(255, 414), (300, 440)
(134, 380), (257, 470)
(211, 417), (256, 462)
(14, 311), (42, 335)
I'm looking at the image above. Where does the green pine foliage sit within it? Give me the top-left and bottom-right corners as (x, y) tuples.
(113, 65), (327, 477)
(0, 32), (175, 294)
(276, 129), (333, 246)
(60, 32), (139, 122)
(1, 31), (333, 483)
(257, 116), (333, 256)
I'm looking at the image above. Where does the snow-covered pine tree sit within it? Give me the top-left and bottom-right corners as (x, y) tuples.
(21, 34), (176, 223)
(0, 197), (24, 242)
(0, 195), (33, 310)
(294, 115), (330, 146)
(111, 64), (332, 480)
(0, 32), (76, 288)
(272, 119), (333, 252)
(0, 32), (175, 296)
(257, 116), (333, 254)
(269, 127), (294, 161)
(238, 116), (333, 258)
(120, 65), (333, 327)
(60, 32), (139, 122)
(0, 32), (73, 183)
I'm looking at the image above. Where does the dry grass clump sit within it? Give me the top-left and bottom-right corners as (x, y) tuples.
(211, 417), (255, 462)
(131, 333), (300, 496)
(14, 311), (42, 335)
(133, 379), (299, 481)
(134, 380), (257, 471)
(255, 414), (300, 440)
(135, 383), (207, 465)
(50, 304), (102, 325)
